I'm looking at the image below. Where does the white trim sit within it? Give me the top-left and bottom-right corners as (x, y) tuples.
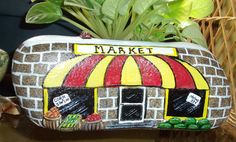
(118, 87), (146, 124)
(22, 35), (209, 52)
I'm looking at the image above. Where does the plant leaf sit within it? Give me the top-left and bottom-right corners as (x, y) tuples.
(165, 0), (192, 21)
(101, 0), (119, 20)
(190, 0), (214, 18)
(182, 22), (207, 47)
(133, 0), (158, 15)
(26, 2), (62, 24)
(48, 0), (64, 6)
(117, 0), (133, 15)
(64, 0), (92, 9)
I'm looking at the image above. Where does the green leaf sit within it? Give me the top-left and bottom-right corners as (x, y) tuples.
(133, 0), (158, 15)
(182, 22), (207, 47)
(117, 0), (133, 15)
(101, 0), (119, 19)
(165, 0), (192, 21)
(26, 2), (62, 24)
(48, 0), (64, 6)
(190, 0), (214, 18)
(64, 0), (92, 9)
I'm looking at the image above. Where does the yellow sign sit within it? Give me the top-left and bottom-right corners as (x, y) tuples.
(74, 44), (178, 56)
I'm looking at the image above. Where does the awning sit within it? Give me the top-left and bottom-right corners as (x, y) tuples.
(43, 55), (209, 90)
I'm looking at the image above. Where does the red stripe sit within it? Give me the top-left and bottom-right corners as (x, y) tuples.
(159, 56), (195, 89)
(104, 56), (128, 86)
(63, 55), (104, 87)
(133, 56), (162, 86)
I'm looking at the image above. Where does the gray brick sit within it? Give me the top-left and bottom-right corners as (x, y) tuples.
(182, 55), (196, 64)
(209, 98), (219, 107)
(30, 88), (43, 98)
(60, 53), (74, 62)
(215, 118), (225, 126)
(15, 87), (27, 97)
(34, 64), (48, 74)
(108, 88), (119, 97)
(205, 67), (216, 75)
(221, 98), (231, 107)
(149, 99), (162, 108)
(51, 43), (67, 51)
(146, 110), (155, 119)
(98, 88), (107, 98)
(217, 87), (227, 96)
(21, 46), (31, 53)
(201, 50), (214, 58)
(197, 57), (210, 65)
(108, 109), (118, 119)
(32, 44), (50, 52)
(147, 88), (156, 97)
(98, 110), (107, 120)
(42, 52), (58, 62)
(12, 74), (21, 84)
(25, 54), (40, 62)
(23, 99), (35, 108)
(156, 110), (164, 119)
(210, 109), (224, 118)
(212, 77), (222, 85)
(37, 100), (43, 109)
(13, 51), (24, 62)
(187, 49), (201, 55)
(12, 63), (31, 73)
(99, 99), (113, 108)
(177, 48), (187, 54)
(22, 76), (37, 85)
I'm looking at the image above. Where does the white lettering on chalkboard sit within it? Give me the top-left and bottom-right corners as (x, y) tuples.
(186, 92), (201, 107)
(53, 94), (71, 107)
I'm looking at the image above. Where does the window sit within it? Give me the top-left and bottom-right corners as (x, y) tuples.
(165, 89), (207, 118)
(47, 88), (95, 119)
(119, 87), (146, 123)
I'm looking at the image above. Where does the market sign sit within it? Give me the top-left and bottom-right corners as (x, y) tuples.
(74, 44), (178, 56)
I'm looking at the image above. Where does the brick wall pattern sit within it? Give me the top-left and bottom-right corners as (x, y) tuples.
(12, 41), (231, 129)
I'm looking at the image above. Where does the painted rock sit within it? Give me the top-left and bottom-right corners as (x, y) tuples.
(12, 35), (231, 131)
(0, 49), (9, 82)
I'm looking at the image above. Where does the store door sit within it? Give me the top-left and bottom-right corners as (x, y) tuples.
(118, 87), (146, 123)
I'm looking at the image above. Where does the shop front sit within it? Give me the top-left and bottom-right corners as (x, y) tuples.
(42, 44), (209, 130)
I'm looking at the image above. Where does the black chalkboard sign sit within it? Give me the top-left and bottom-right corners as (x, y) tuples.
(166, 89), (206, 117)
(47, 88), (94, 119)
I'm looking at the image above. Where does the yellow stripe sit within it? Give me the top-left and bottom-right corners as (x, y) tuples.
(144, 56), (175, 89)
(164, 89), (169, 120)
(43, 89), (49, 113)
(43, 55), (90, 88)
(203, 90), (209, 118)
(176, 60), (209, 90)
(94, 88), (98, 113)
(86, 56), (114, 87)
(121, 56), (142, 85)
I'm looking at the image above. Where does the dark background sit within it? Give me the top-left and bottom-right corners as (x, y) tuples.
(0, 0), (79, 96)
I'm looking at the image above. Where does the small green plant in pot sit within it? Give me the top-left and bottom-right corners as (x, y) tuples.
(11, 0), (231, 131)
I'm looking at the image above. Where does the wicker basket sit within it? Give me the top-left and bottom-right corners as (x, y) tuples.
(197, 0), (236, 126)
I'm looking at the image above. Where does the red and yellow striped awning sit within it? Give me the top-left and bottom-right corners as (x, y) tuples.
(43, 55), (209, 90)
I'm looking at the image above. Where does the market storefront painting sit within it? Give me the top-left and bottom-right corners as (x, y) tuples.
(42, 44), (210, 131)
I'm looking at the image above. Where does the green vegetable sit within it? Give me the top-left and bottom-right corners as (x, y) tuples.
(184, 117), (197, 126)
(158, 122), (172, 129)
(169, 117), (182, 125)
(25, 0), (214, 47)
(188, 124), (199, 130)
(197, 119), (210, 126)
(174, 124), (186, 129)
(201, 124), (212, 130)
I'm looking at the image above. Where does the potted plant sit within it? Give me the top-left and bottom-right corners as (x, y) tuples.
(12, 0), (231, 131)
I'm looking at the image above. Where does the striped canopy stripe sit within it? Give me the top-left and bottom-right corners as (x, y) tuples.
(43, 55), (209, 90)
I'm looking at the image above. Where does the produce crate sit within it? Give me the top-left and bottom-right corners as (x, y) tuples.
(197, 0), (236, 126)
